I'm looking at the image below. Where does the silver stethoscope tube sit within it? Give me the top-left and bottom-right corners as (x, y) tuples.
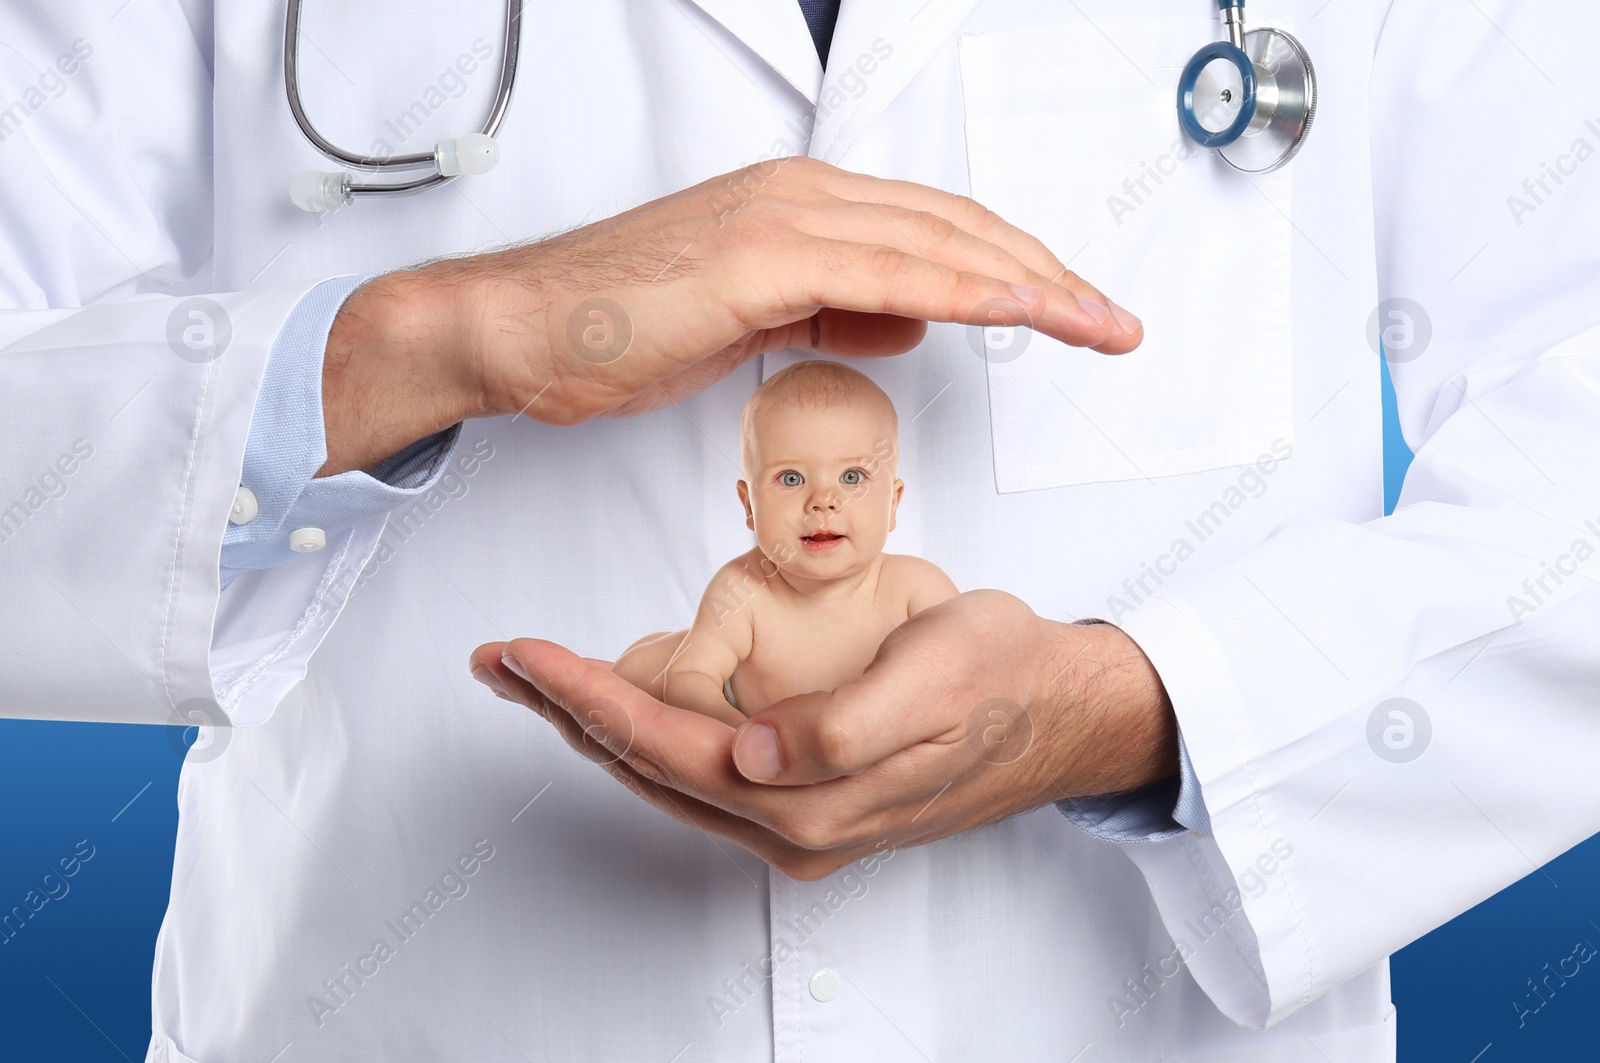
(283, 0), (523, 211)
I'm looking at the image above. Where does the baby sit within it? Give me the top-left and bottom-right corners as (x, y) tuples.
(613, 360), (959, 725)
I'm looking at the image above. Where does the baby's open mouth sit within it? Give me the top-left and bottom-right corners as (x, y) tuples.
(803, 531), (844, 542)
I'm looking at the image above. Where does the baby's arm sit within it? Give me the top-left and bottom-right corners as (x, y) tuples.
(663, 561), (757, 726)
(612, 630), (687, 701)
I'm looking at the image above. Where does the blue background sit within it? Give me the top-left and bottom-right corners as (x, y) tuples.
(2, 361), (1594, 1060)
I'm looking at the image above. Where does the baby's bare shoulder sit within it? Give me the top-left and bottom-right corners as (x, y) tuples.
(708, 548), (781, 602)
(877, 552), (952, 585)
(877, 553), (960, 616)
(690, 549), (778, 636)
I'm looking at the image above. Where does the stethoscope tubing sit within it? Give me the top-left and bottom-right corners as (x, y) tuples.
(282, 0), (523, 197)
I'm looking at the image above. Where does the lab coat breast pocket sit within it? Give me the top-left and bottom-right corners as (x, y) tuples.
(959, 17), (1295, 492)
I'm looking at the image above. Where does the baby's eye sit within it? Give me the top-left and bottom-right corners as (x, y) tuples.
(779, 471), (804, 487)
(840, 468), (865, 486)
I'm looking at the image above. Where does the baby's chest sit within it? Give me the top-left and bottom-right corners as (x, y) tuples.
(740, 596), (905, 698)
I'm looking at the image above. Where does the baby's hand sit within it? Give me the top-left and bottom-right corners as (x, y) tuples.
(613, 629), (748, 726)
(662, 663), (749, 728)
(611, 630), (686, 702)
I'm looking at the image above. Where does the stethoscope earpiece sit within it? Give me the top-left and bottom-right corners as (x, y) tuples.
(1176, 0), (1316, 174)
(289, 170), (350, 214)
(435, 134), (500, 177)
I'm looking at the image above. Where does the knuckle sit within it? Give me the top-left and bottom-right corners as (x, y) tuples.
(864, 245), (914, 294)
(768, 810), (805, 846)
(808, 714), (860, 775)
(785, 852), (838, 882)
(601, 761), (644, 797)
(782, 154), (825, 181)
(773, 808), (839, 850)
(912, 209), (959, 247)
(955, 193), (998, 227)
(790, 818), (839, 851)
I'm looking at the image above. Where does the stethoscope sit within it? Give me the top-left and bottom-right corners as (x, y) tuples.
(1176, 0), (1317, 173)
(286, 0), (1314, 212)
(284, 0), (523, 212)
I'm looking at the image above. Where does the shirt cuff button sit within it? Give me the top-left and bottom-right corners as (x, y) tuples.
(289, 527), (327, 553)
(229, 486), (259, 525)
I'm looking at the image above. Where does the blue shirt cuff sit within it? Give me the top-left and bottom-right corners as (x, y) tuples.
(1056, 730), (1213, 843)
(222, 275), (464, 588)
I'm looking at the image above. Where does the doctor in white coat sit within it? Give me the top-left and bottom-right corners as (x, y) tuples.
(1, 0), (1596, 1060)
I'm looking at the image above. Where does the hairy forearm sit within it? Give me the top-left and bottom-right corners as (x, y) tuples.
(315, 271), (490, 478)
(1044, 619), (1179, 797)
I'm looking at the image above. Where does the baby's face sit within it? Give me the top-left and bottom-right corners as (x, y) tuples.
(738, 401), (902, 582)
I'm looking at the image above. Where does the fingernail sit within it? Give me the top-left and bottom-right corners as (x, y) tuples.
(1074, 291), (1111, 324)
(471, 665), (506, 696)
(735, 724), (783, 782)
(1110, 301), (1141, 334)
(501, 651), (533, 685)
(1007, 282), (1042, 307)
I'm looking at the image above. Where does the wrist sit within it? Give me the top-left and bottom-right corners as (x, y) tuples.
(316, 270), (488, 477)
(1041, 617), (1179, 797)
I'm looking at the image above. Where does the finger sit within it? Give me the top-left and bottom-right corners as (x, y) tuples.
(487, 656), (811, 859)
(732, 649), (959, 785)
(783, 237), (1136, 355)
(483, 645), (878, 876)
(795, 198), (1127, 338)
(817, 168), (1091, 293)
(498, 638), (810, 822)
(743, 310), (928, 363)
(812, 169), (1142, 347)
(812, 310), (928, 358)
(469, 641), (513, 686)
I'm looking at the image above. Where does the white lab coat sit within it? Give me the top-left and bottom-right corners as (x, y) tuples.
(2, 0), (1595, 1058)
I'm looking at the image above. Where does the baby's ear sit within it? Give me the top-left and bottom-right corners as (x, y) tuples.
(736, 480), (755, 528)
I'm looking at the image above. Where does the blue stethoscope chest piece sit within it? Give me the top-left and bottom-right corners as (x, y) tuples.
(1177, 1), (1317, 174)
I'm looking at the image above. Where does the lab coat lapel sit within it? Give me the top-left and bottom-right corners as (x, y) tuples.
(808, 0), (984, 163)
(680, 0), (823, 104)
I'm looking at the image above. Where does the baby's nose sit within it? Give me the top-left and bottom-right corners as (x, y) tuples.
(808, 490), (842, 511)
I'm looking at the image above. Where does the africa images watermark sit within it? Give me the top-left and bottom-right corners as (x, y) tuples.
(1512, 932), (1599, 1028)
(1108, 837), (1294, 1027)
(364, 38), (494, 162)
(352, 436), (498, 589)
(0, 838), (96, 946)
(1504, 115), (1600, 227)
(707, 37), (895, 226)
(0, 38), (94, 147)
(1105, 438), (1294, 623)
(0, 438), (95, 548)
(706, 840), (896, 1027)
(1504, 518), (1600, 625)
(307, 839), (497, 1028)
(1104, 94), (1237, 227)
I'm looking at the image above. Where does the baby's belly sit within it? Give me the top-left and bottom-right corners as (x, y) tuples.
(732, 634), (888, 714)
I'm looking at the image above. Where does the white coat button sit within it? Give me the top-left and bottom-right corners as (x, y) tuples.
(289, 527), (326, 553)
(229, 486), (258, 525)
(808, 968), (840, 1002)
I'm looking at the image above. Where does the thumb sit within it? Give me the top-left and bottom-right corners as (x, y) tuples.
(731, 679), (935, 785)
